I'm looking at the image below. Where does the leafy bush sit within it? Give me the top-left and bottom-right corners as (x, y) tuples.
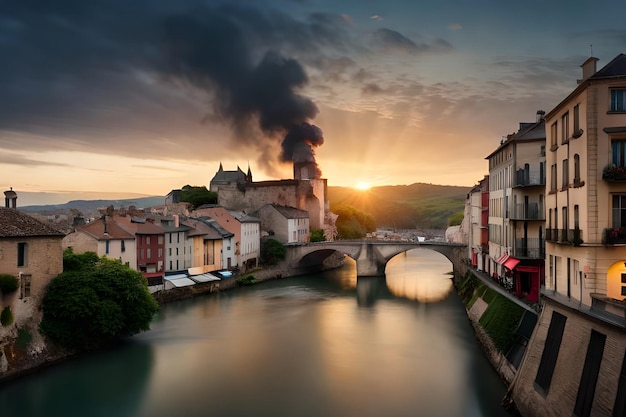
(236, 275), (258, 286)
(1, 306), (13, 326)
(332, 205), (376, 239)
(260, 239), (286, 265)
(0, 274), (19, 295)
(310, 229), (326, 242)
(16, 327), (33, 350)
(479, 295), (525, 352)
(40, 257), (158, 351)
(179, 185), (218, 208)
(63, 248), (100, 271)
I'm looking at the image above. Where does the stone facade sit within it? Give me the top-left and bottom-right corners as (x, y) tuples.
(510, 295), (626, 417)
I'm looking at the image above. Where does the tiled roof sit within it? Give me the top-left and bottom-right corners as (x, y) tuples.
(0, 207), (65, 238)
(269, 205), (309, 219)
(77, 217), (135, 240)
(591, 53), (626, 79)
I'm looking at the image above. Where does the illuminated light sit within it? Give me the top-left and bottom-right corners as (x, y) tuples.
(355, 181), (371, 190)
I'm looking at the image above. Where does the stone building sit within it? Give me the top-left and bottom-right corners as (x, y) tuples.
(210, 162), (331, 234)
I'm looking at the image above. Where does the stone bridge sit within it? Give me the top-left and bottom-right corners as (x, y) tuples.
(285, 240), (467, 277)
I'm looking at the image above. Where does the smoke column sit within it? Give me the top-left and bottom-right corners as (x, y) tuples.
(161, 7), (324, 175)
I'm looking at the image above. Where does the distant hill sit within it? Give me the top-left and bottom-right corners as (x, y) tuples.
(19, 196), (165, 214)
(328, 183), (470, 229)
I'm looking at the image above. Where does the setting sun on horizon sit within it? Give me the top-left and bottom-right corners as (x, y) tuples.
(355, 181), (372, 191)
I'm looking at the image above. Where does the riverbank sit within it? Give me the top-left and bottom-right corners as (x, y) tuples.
(0, 252), (347, 383)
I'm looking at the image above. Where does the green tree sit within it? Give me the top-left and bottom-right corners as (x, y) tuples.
(447, 211), (464, 226)
(0, 306), (13, 326)
(309, 229), (326, 242)
(179, 185), (218, 208)
(260, 238), (286, 265)
(332, 205), (376, 239)
(40, 254), (158, 351)
(0, 274), (18, 295)
(63, 247), (99, 271)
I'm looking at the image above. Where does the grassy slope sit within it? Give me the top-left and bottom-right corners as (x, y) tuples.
(328, 183), (470, 229)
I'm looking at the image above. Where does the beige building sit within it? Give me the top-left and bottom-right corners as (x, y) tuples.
(544, 54), (626, 304)
(0, 193), (64, 345)
(486, 111), (546, 303)
(511, 54), (626, 417)
(257, 204), (310, 244)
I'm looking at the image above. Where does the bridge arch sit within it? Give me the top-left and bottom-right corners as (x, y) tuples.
(286, 241), (467, 277)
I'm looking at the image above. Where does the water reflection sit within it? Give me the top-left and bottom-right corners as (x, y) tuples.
(0, 248), (515, 417)
(386, 248), (454, 302)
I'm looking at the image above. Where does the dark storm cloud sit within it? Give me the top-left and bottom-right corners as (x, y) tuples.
(0, 1), (354, 172)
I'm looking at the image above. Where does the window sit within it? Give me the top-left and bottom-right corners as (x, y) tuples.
(550, 122), (558, 150)
(611, 89), (626, 112)
(574, 205), (580, 229)
(573, 330), (606, 417)
(550, 164), (557, 192)
(562, 112), (569, 143)
(121, 240), (126, 253)
(146, 236), (151, 245)
(611, 139), (626, 166)
(574, 154), (581, 184)
(147, 248), (151, 258)
(535, 311), (567, 393)
(158, 248), (163, 258)
(17, 242), (27, 266)
(612, 195), (626, 227)
(158, 235), (163, 245)
(20, 274), (31, 298)
(562, 159), (569, 188)
(573, 104), (580, 133)
(105, 240), (110, 254)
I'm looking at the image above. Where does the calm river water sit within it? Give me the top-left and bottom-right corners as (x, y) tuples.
(0, 248), (517, 417)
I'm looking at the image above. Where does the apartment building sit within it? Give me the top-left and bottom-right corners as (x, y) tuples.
(510, 54), (626, 417)
(486, 111), (546, 303)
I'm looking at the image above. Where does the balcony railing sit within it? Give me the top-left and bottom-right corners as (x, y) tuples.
(513, 237), (545, 258)
(602, 227), (626, 245)
(514, 167), (545, 187)
(546, 228), (583, 245)
(602, 164), (626, 182)
(510, 203), (544, 220)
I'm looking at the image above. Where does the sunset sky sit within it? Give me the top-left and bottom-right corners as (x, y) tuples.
(2, 0), (626, 200)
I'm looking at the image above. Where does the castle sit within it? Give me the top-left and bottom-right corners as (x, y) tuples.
(209, 161), (332, 235)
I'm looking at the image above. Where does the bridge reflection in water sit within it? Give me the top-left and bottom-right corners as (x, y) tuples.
(336, 248), (456, 306)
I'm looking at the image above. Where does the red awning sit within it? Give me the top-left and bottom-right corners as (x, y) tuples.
(496, 253), (509, 264)
(503, 256), (520, 271)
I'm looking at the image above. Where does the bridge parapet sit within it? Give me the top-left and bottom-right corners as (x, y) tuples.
(286, 240), (467, 277)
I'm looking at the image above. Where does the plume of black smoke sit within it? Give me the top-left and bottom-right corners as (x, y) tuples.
(161, 8), (324, 175)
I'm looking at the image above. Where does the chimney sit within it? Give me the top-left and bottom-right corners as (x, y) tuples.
(173, 214), (180, 228)
(579, 57), (599, 83)
(4, 187), (17, 208)
(536, 110), (545, 122)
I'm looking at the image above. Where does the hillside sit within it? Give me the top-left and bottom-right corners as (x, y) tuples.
(19, 196), (165, 214)
(328, 183), (470, 229)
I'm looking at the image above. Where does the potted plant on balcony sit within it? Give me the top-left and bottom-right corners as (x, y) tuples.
(602, 164), (626, 181)
(602, 227), (626, 244)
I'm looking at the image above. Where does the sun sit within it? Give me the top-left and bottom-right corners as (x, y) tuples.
(355, 181), (372, 191)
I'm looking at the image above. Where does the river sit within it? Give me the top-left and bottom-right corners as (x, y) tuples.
(0, 248), (518, 417)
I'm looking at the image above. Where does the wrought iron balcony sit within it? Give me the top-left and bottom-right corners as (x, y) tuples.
(546, 228), (583, 245)
(602, 164), (626, 182)
(510, 203), (544, 220)
(602, 227), (626, 245)
(514, 168), (546, 187)
(513, 237), (545, 258)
